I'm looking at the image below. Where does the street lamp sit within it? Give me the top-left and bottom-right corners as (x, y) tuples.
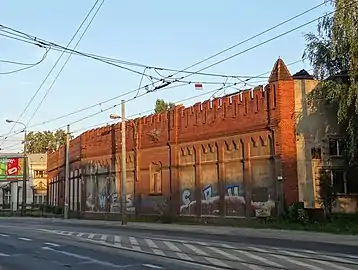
(5, 119), (27, 215)
(109, 113), (121, 120)
(109, 100), (127, 225)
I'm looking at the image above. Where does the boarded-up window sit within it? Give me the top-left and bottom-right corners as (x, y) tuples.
(150, 162), (162, 194)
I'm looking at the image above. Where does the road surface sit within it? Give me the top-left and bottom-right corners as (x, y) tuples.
(0, 217), (358, 269)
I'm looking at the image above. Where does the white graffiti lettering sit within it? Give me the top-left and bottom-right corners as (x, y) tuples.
(182, 190), (191, 205)
(98, 195), (106, 209)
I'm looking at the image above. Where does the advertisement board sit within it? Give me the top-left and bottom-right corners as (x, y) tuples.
(0, 156), (24, 181)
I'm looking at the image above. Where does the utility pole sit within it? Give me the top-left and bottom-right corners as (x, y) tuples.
(64, 124), (70, 219)
(22, 128), (27, 216)
(121, 100), (127, 225)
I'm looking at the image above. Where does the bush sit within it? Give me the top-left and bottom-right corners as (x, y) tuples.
(287, 202), (309, 224)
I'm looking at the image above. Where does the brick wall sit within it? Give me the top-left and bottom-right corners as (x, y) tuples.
(47, 59), (299, 218)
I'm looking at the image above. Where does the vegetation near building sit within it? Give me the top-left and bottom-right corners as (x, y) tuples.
(25, 130), (71, 154)
(154, 99), (175, 114)
(304, 0), (358, 166)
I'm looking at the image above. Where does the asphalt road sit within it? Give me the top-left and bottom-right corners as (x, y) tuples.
(0, 220), (193, 270)
(1, 218), (358, 270)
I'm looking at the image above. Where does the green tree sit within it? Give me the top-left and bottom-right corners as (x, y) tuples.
(154, 99), (175, 114)
(303, 0), (358, 164)
(318, 170), (337, 220)
(25, 129), (71, 154)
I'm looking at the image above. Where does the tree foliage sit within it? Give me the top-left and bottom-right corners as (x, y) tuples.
(303, 0), (358, 164)
(25, 130), (71, 154)
(154, 99), (175, 114)
(318, 170), (337, 220)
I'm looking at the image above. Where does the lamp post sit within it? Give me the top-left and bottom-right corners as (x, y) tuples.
(109, 100), (127, 225)
(5, 119), (27, 215)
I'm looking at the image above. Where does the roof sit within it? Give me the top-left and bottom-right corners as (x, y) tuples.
(292, 69), (314, 80)
(268, 58), (292, 83)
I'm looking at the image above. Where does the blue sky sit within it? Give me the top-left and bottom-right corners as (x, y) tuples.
(0, 0), (331, 152)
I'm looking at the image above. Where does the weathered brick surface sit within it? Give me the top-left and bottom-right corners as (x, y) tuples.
(47, 59), (299, 217)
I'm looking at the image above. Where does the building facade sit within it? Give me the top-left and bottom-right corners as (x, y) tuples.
(0, 153), (47, 210)
(46, 58), (357, 218)
(28, 153), (47, 205)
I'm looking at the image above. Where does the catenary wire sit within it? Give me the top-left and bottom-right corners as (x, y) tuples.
(0, 0), (325, 82)
(2, 66), (318, 151)
(1, 1), (335, 93)
(0, 47), (49, 75)
(0, 0), (341, 144)
(0, 0), (103, 148)
(0, 57), (305, 139)
(2, 82), (238, 151)
(15, 1), (328, 81)
(0, 28), (172, 80)
(145, 0), (330, 80)
(26, 0), (105, 127)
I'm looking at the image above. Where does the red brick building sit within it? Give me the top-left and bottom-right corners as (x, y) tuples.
(47, 58), (303, 218)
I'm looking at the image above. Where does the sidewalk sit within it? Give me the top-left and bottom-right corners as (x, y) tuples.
(10, 217), (358, 246)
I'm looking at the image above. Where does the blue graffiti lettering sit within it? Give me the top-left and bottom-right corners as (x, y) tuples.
(203, 185), (213, 200)
(226, 184), (239, 197)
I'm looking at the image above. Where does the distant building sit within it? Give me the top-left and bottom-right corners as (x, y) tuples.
(28, 153), (47, 205)
(0, 153), (47, 210)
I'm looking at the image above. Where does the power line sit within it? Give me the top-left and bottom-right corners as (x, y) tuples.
(2, 82), (238, 151)
(156, 0), (330, 80)
(1, 65), (318, 152)
(0, 28), (170, 80)
(0, 47), (50, 75)
(0, 52), (48, 66)
(23, 1), (327, 81)
(0, 58), (304, 140)
(0, 0), (338, 143)
(1, 0), (331, 90)
(171, 6), (340, 83)
(0, 0), (103, 148)
(26, 0), (105, 126)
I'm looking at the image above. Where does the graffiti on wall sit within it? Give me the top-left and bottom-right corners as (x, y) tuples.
(180, 181), (275, 217)
(180, 183), (245, 216)
(84, 166), (136, 213)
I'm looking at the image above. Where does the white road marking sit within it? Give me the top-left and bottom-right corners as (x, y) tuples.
(270, 253), (325, 270)
(60, 231), (73, 236)
(235, 249), (283, 268)
(88, 233), (96, 239)
(163, 241), (182, 252)
(100, 234), (107, 241)
(145, 239), (165, 256)
(18, 237), (32, 241)
(129, 237), (141, 251)
(183, 243), (230, 268)
(114, 235), (121, 243)
(0, 234), (9, 237)
(319, 254), (357, 264)
(42, 246), (139, 268)
(0, 253), (10, 256)
(196, 241), (209, 246)
(207, 246), (266, 270)
(163, 241), (193, 261)
(142, 264), (162, 269)
(44, 242), (60, 247)
(77, 233), (85, 237)
(207, 246), (244, 262)
(309, 258), (353, 270)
